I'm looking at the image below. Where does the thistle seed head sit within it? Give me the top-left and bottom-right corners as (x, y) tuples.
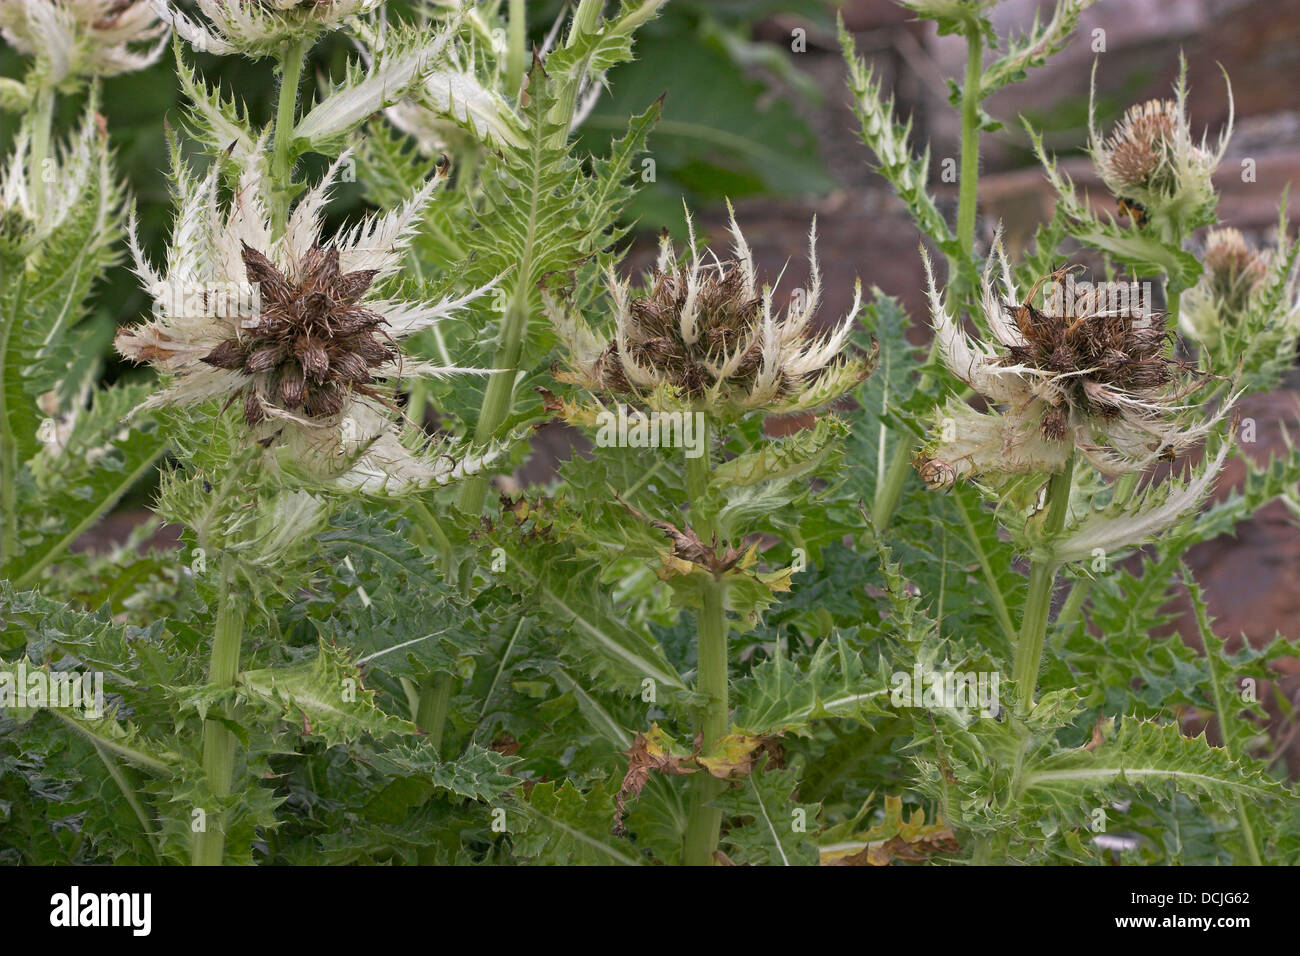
(917, 240), (1233, 486)
(1087, 59), (1232, 231)
(998, 271), (1175, 432)
(553, 206), (874, 421)
(115, 151), (498, 491)
(593, 257), (769, 399)
(200, 242), (394, 427)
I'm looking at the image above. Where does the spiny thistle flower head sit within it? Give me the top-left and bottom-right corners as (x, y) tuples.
(915, 239), (1233, 488)
(0, 0), (167, 88)
(152, 0), (380, 57)
(1200, 226), (1269, 305)
(1088, 59), (1231, 231)
(196, 242), (395, 426)
(552, 205), (875, 422)
(1181, 227), (1279, 349)
(115, 150), (495, 492)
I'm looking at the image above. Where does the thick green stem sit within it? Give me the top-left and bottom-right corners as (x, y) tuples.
(416, 673), (453, 751)
(456, 283), (528, 516)
(1164, 285), (1182, 336)
(682, 575), (728, 866)
(545, 0), (603, 149)
(680, 414), (728, 865)
(408, 500), (455, 749)
(193, 556), (244, 866)
(684, 414), (713, 536)
(872, 437), (913, 529)
(28, 84), (55, 220)
(269, 39), (307, 238)
(1053, 575), (1092, 638)
(505, 0), (526, 98)
(0, 269), (25, 563)
(955, 30), (983, 258)
(1011, 456), (1073, 716)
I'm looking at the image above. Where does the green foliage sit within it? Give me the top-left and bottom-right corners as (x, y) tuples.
(1, 0), (1297, 869)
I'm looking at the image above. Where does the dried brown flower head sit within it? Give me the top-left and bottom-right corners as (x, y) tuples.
(200, 242), (394, 427)
(552, 207), (873, 420)
(917, 242), (1232, 484)
(116, 152), (496, 491)
(998, 268), (1177, 442)
(592, 256), (767, 399)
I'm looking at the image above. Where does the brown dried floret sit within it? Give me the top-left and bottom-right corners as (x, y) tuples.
(200, 242), (394, 425)
(997, 267), (1182, 438)
(594, 260), (781, 399)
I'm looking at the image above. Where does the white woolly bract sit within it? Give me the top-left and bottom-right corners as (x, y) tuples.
(115, 150), (497, 492)
(1, 0), (167, 85)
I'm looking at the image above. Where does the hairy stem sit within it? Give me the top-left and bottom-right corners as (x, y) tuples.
(416, 673), (453, 751)
(505, 0), (526, 98)
(871, 436), (913, 529)
(0, 270), (26, 564)
(1012, 456), (1073, 715)
(28, 84), (55, 220)
(956, 30), (984, 257)
(457, 287), (527, 515)
(269, 38), (307, 238)
(681, 575), (728, 866)
(1053, 575), (1092, 637)
(193, 556), (244, 866)
(681, 414), (728, 865)
(547, 0), (603, 149)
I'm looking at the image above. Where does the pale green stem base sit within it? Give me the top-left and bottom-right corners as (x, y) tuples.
(193, 557), (244, 866)
(680, 415), (729, 865)
(457, 291), (528, 516)
(416, 673), (453, 751)
(681, 576), (728, 866)
(1012, 457), (1073, 716)
(269, 39), (306, 239)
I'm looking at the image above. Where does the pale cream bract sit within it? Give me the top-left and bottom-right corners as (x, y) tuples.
(0, 0), (167, 86)
(115, 151), (496, 492)
(918, 241), (1234, 486)
(152, 0), (379, 57)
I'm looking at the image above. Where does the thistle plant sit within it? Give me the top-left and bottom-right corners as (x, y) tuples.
(546, 208), (873, 864)
(917, 244), (1230, 485)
